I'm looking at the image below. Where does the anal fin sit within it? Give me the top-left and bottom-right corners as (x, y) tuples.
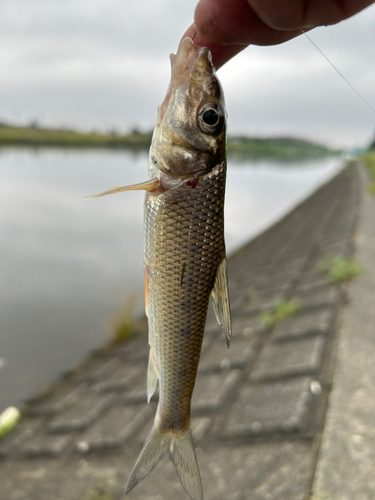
(147, 349), (159, 403)
(211, 254), (232, 348)
(144, 265), (150, 317)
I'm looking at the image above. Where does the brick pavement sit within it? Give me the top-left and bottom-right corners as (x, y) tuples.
(0, 163), (360, 500)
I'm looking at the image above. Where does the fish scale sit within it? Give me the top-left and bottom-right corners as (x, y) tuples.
(145, 163), (226, 434)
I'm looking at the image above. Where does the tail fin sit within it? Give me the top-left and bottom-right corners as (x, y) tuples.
(125, 425), (203, 500)
(169, 430), (203, 500)
(125, 424), (169, 494)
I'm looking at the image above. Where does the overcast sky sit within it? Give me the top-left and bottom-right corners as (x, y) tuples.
(1, 0), (374, 148)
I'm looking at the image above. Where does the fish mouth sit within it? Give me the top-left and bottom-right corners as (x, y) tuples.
(158, 38), (212, 123)
(171, 37), (211, 86)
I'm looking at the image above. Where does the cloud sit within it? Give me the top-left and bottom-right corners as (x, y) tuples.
(0, 0), (374, 146)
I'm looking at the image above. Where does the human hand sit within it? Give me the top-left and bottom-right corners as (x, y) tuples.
(181, 0), (375, 68)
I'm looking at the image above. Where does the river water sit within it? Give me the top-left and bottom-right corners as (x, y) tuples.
(0, 148), (342, 411)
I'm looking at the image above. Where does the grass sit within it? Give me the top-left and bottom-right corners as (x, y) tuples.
(310, 494), (336, 500)
(0, 124), (152, 149)
(260, 299), (300, 328)
(82, 488), (114, 500)
(227, 135), (338, 161)
(317, 255), (364, 284)
(0, 123), (338, 160)
(361, 151), (375, 195)
(107, 293), (142, 342)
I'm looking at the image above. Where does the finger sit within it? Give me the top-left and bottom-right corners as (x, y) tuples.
(248, 0), (375, 30)
(181, 24), (247, 69)
(194, 0), (301, 46)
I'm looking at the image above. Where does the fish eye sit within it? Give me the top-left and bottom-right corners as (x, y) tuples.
(202, 109), (220, 126)
(198, 103), (224, 135)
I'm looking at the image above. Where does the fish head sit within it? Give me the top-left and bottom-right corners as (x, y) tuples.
(150, 37), (226, 180)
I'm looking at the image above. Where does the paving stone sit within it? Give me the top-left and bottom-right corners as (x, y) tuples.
(119, 372), (149, 404)
(47, 393), (115, 433)
(250, 336), (326, 381)
(271, 308), (334, 342)
(76, 403), (154, 453)
(192, 370), (242, 413)
(199, 338), (256, 372)
(273, 256), (306, 273)
(26, 384), (88, 416)
(73, 358), (120, 384)
(191, 417), (213, 442)
(297, 270), (330, 290)
(229, 292), (250, 313)
(242, 255), (276, 270)
(298, 285), (341, 311)
(203, 320), (220, 336)
(92, 362), (144, 392)
(228, 268), (267, 288)
(313, 166), (375, 500)
(320, 240), (349, 255)
(298, 279), (333, 294)
(254, 270), (298, 292)
(272, 254), (307, 269)
(222, 377), (316, 440)
(240, 295), (283, 317)
(252, 281), (292, 299)
(0, 418), (42, 457)
(20, 435), (72, 457)
(0, 166), (358, 500)
(201, 328), (217, 353)
(231, 316), (265, 339)
(110, 335), (149, 361)
(118, 371), (162, 405)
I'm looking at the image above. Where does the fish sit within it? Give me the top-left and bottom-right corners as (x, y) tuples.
(87, 37), (231, 500)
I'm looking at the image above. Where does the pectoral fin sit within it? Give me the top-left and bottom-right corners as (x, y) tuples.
(85, 178), (161, 199)
(211, 255), (232, 348)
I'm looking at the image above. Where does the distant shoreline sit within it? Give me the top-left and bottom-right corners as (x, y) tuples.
(0, 124), (338, 160)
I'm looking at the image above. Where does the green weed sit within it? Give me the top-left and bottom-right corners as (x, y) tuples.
(108, 293), (140, 342)
(260, 299), (300, 328)
(0, 124), (152, 149)
(317, 255), (364, 283)
(82, 488), (114, 500)
(0, 407), (21, 439)
(310, 494), (336, 500)
(361, 152), (375, 195)
(0, 123), (337, 160)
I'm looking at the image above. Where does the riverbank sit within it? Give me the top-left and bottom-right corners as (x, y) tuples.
(0, 124), (337, 160)
(1, 160), (371, 500)
(0, 149), (341, 412)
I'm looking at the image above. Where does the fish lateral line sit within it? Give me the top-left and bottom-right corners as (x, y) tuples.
(84, 177), (161, 199)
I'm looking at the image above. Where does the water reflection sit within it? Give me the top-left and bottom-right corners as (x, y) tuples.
(0, 148), (342, 411)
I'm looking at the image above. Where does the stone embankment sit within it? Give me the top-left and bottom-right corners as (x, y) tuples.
(1, 162), (373, 500)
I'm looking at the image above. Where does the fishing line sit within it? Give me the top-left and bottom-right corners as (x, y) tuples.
(302, 30), (375, 119)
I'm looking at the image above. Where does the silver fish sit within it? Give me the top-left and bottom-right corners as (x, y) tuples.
(88, 37), (231, 500)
